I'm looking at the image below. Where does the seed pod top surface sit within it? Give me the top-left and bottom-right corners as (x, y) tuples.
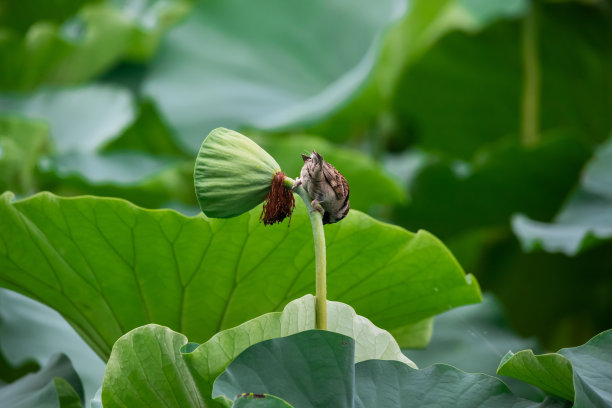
(194, 127), (281, 218)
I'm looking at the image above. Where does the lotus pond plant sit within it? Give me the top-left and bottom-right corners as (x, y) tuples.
(1, 128), (611, 407)
(1, 0), (611, 406)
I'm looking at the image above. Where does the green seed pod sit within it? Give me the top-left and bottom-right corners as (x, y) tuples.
(194, 127), (283, 218)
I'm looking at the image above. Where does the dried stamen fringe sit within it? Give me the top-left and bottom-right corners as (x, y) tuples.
(260, 171), (295, 226)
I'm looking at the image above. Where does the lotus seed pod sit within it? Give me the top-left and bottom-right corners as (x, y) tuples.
(194, 127), (283, 218)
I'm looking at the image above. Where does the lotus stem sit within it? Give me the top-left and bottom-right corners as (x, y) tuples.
(521, 0), (540, 146)
(284, 177), (327, 330)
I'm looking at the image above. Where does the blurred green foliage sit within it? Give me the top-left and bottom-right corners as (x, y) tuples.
(0, 0), (191, 91)
(514, 136), (612, 254)
(0, 0), (611, 396)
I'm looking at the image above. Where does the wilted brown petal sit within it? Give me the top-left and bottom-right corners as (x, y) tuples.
(260, 171), (295, 226)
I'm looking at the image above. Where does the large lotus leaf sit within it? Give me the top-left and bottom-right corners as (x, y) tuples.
(0, 116), (52, 194)
(256, 134), (405, 211)
(214, 330), (567, 408)
(0, 0), (190, 91)
(0, 354), (84, 408)
(0, 191), (479, 359)
(392, 2), (611, 159)
(396, 135), (590, 239)
(143, 0), (407, 153)
(497, 329), (612, 407)
(0, 289), (105, 402)
(102, 296), (415, 408)
(513, 136), (612, 255)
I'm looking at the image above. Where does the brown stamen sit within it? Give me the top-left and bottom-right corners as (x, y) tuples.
(260, 171), (295, 226)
